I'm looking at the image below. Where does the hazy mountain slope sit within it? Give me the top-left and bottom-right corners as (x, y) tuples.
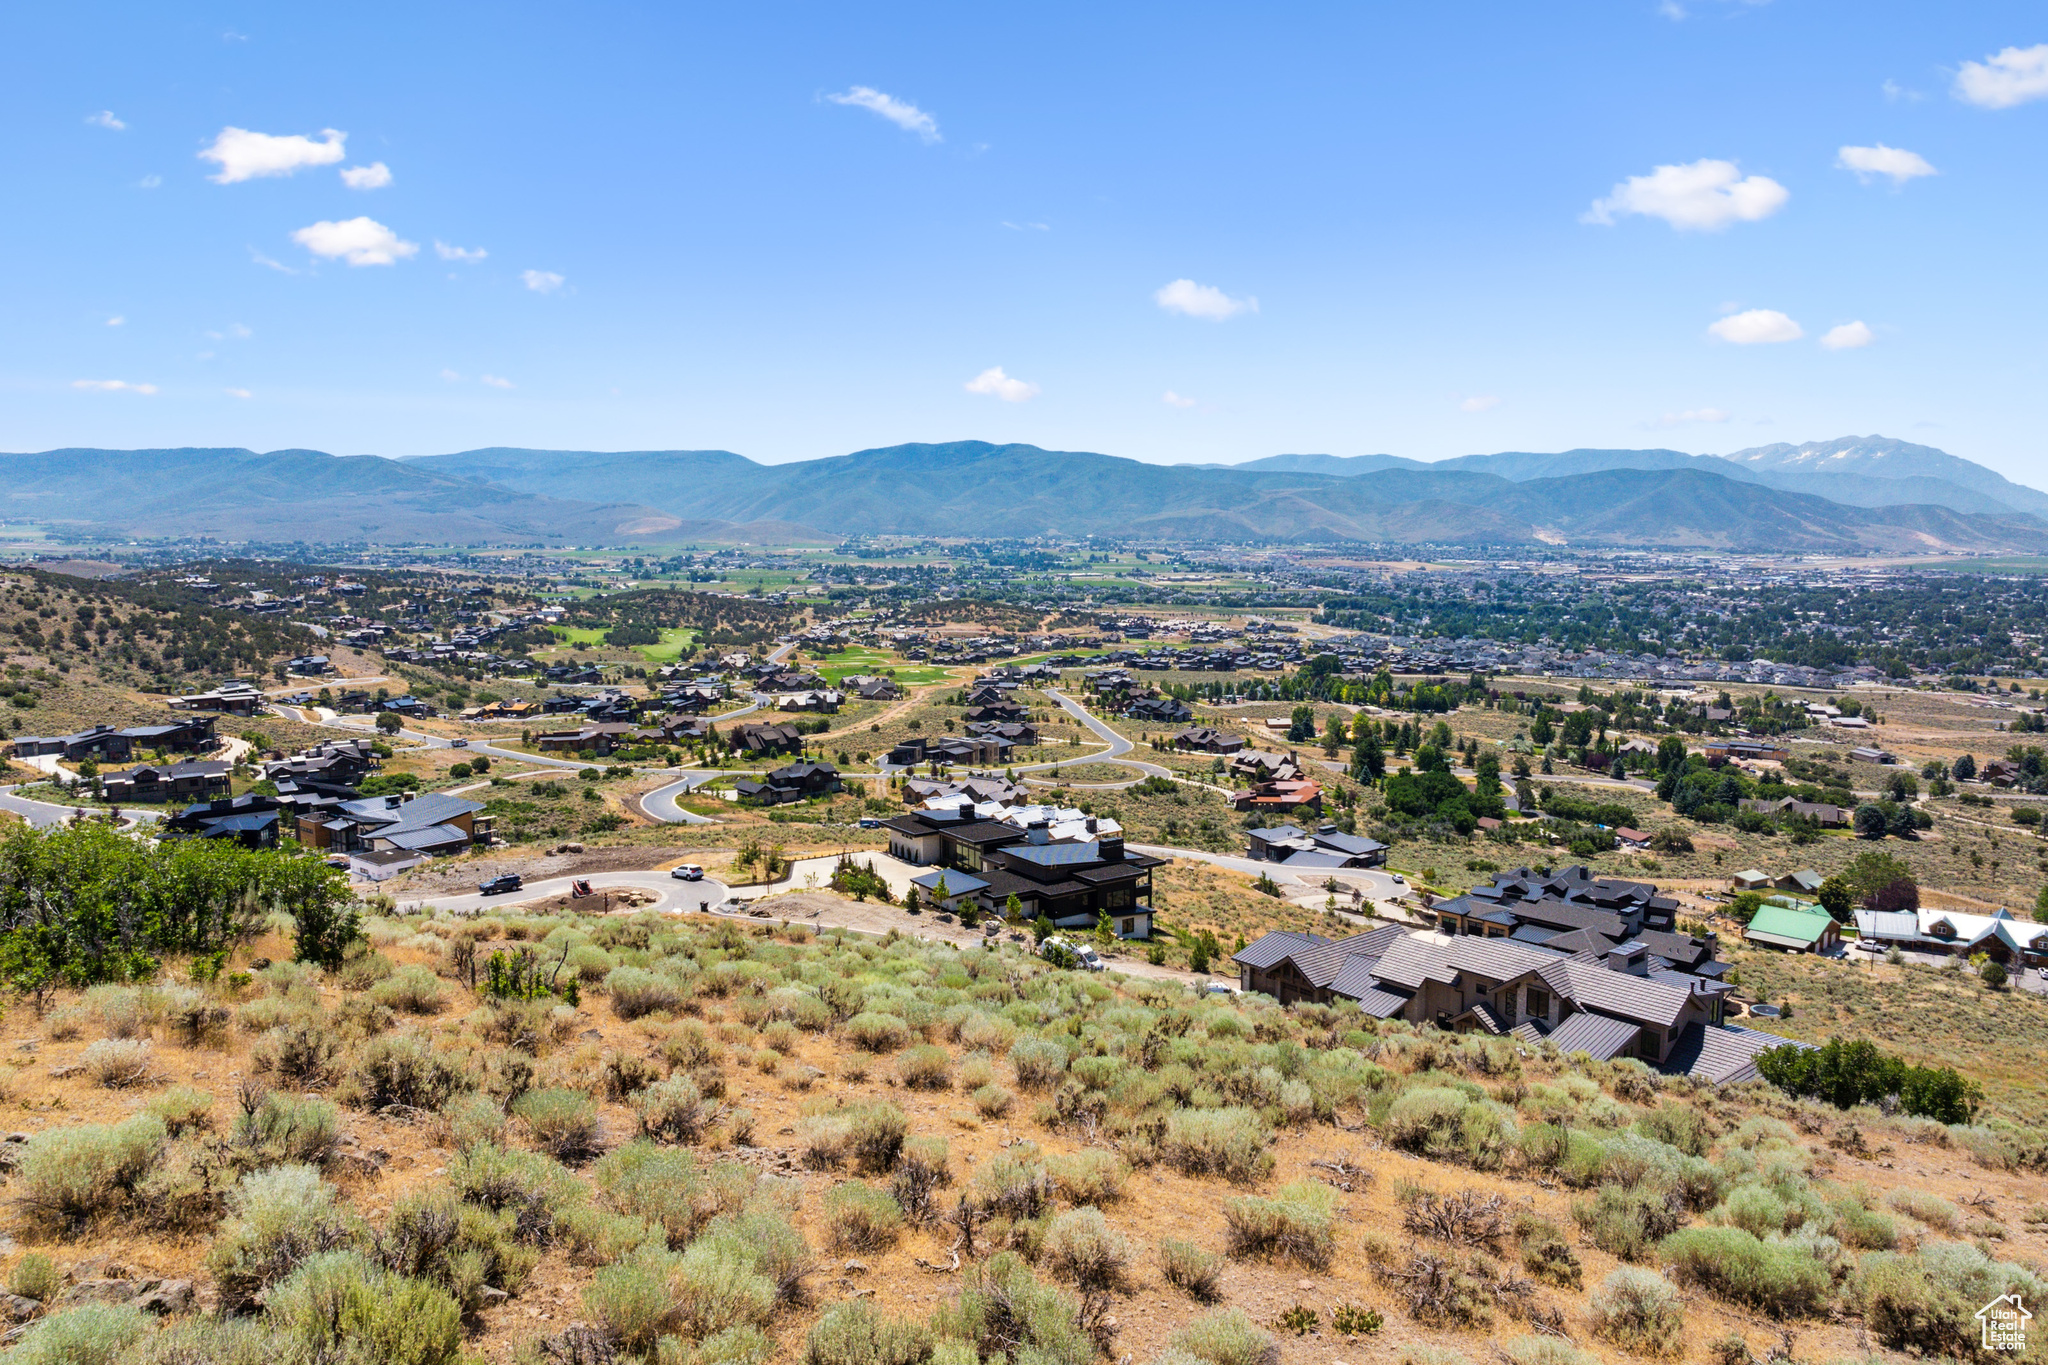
(1219, 453), (1427, 475)
(1719, 435), (2048, 517)
(409, 447), (769, 511)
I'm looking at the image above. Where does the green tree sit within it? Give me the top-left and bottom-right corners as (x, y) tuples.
(1529, 713), (1554, 747)
(373, 711), (403, 734)
(1981, 959), (2009, 990)
(1728, 891), (1764, 925)
(1953, 753), (1978, 781)
(1032, 914), (1055, 944)
(1816, 876), (1855, 924)
(2035, 885), (2048, 925)
(1853, 803), (1888, 839)
(1003, 893), (1022, 923)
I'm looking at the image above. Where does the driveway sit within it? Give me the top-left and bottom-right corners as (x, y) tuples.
(403, 869), (733, 917)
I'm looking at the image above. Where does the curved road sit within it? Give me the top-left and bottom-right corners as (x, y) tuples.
(404, 869), (733, 917)
(1010, 689), (1171, 786)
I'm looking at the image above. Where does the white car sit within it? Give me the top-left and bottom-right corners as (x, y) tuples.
(1041, 936), (1106, 971)
(670, 864), (704, 881)
(1203, 981), (1240, 997)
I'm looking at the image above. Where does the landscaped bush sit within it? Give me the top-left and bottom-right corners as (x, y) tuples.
(1588, 1267), (1685, 1356)
(606, 966), (681, 1020)
(897, 1044), (954, 1090)
(1222, 1180), (1336, 1270)
(1043, 1207), (1133, 1291)
(1162, 1107), (1273, 1183)
(1171, 1307), (1280, 1365)
(1159, 1237), (1224, 1302)
(807, 1300), (935, 1365)
(1659, 1226), (1831, 1317)
(825, 1182), (904, 1251)
(16, 1113), (166, 1230)
(206, 1164), (360, 1308)
(514, 1087), (604, 1164)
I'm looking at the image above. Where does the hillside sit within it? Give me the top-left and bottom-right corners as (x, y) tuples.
(6, 440), (2048, 550)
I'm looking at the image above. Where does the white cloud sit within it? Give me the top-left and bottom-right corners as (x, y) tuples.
(105, 315), (124, 327)
(1882, 79), (1924, 102)
(521, 269), (565, 293)
(86, 110), (125, 131)
(249, 247), (297, 273)
(200, 126), (346, 183)
(72, 379), (157, 395)
(225, 387), (252, 399)
(1658, 407), (1730, 426)
(1154, 278), (1258, 320)
(480, 374), (514, 389)
(435, 241), (487, 262)
(1162, 390), (1197, 408)
(1955, 43), (2048, 109)
(1460, 394), (1501, 413)
(340, 161), (392, 190)
(1708, 308), (1803, 344)
(826, 86), (941, 142)
(439, 369), (464, 382)
(290, 217), (417, 266)
(1001, 221), (1050, 232)
(964, 366), (1038, 402)
(1583, 158), (1788, 230)
(1836, 143), (1937, 186)
(138, 174), (161, 189)
(1819, 321), (1875, 350)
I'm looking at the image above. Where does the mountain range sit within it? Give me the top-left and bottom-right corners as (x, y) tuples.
(1, 436), (2043, 552)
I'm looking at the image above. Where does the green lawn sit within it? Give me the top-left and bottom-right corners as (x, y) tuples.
(798, 646), (954, 687)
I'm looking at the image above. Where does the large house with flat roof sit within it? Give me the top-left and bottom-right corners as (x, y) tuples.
(297, 790), (491, 857)
(880, 806), (1160, 937)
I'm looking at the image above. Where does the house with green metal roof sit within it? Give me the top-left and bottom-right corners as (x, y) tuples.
(1743, 903), (1841, 953)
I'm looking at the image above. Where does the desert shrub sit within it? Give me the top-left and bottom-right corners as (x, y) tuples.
(1043, 1207), (1133, 1292)
(146, 1084), (216, 1136)
(207, 1164), (359, 1308)
(934, 1252), (1093, 1365)
(81, 1037), (153, 1088)
(264, 1250), (463, 1365)
(1495, 1338), (1598, 1365)
(1636, 1104), (1709, 1157)
(846, 1102), (908, 1173)
(669, 1231), (781, 1340)
(1384, 1086), (1470, 1158)
(1222, 1180), (1336, 1270)
(1171, 1306), (1280, 1365)
(1162, 1107), (1272, 1183)
(592, 1142), (724, 1248)
(807, 1300), (935, 1365)
(845, 1012), (912, 1053)
(5, 1304), (151, 1365)
(369, 964), (443, 1014)
(607, 966), (682, 1020)
(251, 1023), (339, 1088)
(1396, 1349), (1473, 1365)
(7, 1251), (60, 1302)
(975, 1150), (1054, 1220)
(84, 984), (147, 1038)
(826, 1182), (903, 1251)
(1884, 1186), (1961, 1233)
(1049, 1149), (1129, 1205)
(372, 1186), (540, 1316)
(515, 1087), (604, 1164)
(1574, 1183), (1685, 1263)
(1588, 1267), (1685, 1356)
(897, 1044), (954, 1090)
(1514, 1212), (1582, 1289)
(1723, 1184), (1800, 1238)
(340, 1034), (472, 1112)
(448, 1142), (586, 1247)
(1857, 1240), (2048, 1358)
(1832, 1197), (1897, 1251)
(443, 1092), (508, 1150)
(637, 1073), (716, 1144)
(1159, 1237), (1224, 1302)
(1010, 1036), (1070, 1090)
(233, 1090), (343, 1167)
(1659, 1226), (1831, 1317)
(973, 1082), (1014, 1118)
(699, 1201), (816, 1309)
(16, 1113), (166, 1229)
(585, 1247), (680, 1353)
(338, 949), (395, 990)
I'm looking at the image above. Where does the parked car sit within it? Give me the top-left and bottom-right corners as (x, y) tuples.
(1040, 936), (1105, 972)
(1203, 981), (1239, 997)
(450, 739), (469, 748)
(670, 864), (704, 881)
(478, 873), (523, 896)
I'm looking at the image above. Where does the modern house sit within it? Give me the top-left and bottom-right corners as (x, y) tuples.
(880, 805), (1160, 937)
(728, 723), (805, 756)
(1232, 925), (1769, 1079)
(100, 760), (232, 804)
(1703, 739), (1790, 764)
(1244, 822), (1387, 868)
(735, 760), (841, 805)
(298, 791), (490, 856)
(12, 716), (220, 764)
(1230, 777), (1323, 814)
(1124, 696), (1193, 725)
(1739, 798), (1850, 827)
(167, 681), (265, 716)
(1173, 727), (1245, 755)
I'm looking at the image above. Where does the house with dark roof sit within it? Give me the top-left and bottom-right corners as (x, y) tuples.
(301, 791), (490, 856)
(100, 760), (231, 804)
(161, 794), (285, 848)
(728, 723), (805, 756)
(1232, 923), (1751, 1073)
(736, 761), (841, 805)
(1244, 822), (1387, 868)
(1230, 778), (1323, 815)
(1427, 865), (1720, 981)
(1124, 696), (1193, 725)
(1173, 727), (1245, 755)
(881, 807), (1159, 937)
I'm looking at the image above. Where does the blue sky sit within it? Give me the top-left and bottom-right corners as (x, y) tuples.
(3, 3), (2046, 484)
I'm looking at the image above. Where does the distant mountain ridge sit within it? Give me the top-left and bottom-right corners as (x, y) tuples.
(2, 436), (2043, 551)
(1225, 436), (2048, 520)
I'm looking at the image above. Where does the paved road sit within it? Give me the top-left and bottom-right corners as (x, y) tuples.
(1012, 690), (1171, 785)
(638, 774), (726, 825)
(0, 785), (163, 829)
(404, 869), (733, 916)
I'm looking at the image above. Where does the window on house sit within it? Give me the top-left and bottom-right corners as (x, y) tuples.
(1120, 918), (1134, 936)
(1525, 988), (1549, 1018)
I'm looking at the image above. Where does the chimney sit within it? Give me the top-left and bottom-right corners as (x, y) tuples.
(384, 794), (402, 809)
(1084, 816), (1097, 834)
(1100, 835), (1125, 861)
(402, 790), (416, 803)
(1027, 820), (1050, 845)
(1605, 944), (1648, 977)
